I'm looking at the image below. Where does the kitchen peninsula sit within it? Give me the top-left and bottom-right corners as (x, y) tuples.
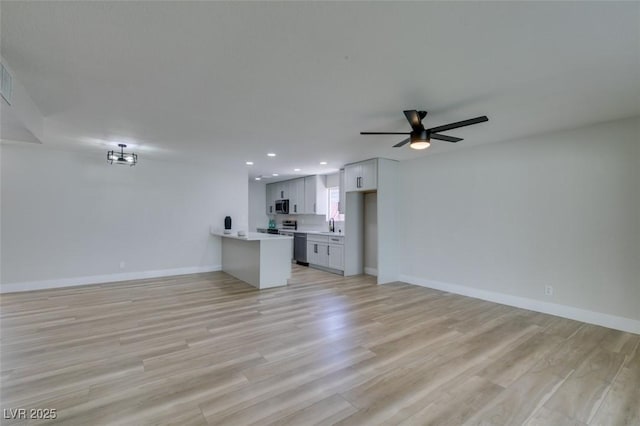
(212, 231), (293, 289)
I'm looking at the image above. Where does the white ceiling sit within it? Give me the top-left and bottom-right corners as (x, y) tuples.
(2, 1), (639, 180)
(1, 100), (41, 144)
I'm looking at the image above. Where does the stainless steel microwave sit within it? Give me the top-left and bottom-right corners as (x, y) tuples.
(275, 199), (289, 214)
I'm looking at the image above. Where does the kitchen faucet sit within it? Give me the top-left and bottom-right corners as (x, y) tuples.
(329, 218), (335, 233)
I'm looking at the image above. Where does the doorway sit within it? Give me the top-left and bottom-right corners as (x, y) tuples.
(363, 192), (378, 276)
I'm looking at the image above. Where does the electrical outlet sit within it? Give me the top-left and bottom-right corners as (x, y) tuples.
(119, 261), (126, 269)
(544, 285), (553, 296)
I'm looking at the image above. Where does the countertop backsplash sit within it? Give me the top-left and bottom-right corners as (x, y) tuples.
(264, 214), (344, 234)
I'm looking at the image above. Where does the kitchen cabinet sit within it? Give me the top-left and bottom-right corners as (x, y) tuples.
(266, 181), (290, 215)
(304, 175), (328, 215)
(289, 178), (305, 214)
(274, 181), (289, 200)
(266, 175), (326, 216)
(344, 159), (377, 192)
(327, 242), (344, 270)
(306, 241), (322, 267)
(307, 234), (344, 272)
(266, 183), (276, 215)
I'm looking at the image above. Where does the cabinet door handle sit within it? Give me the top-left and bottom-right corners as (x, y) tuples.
(270, 206), (272, 213)
(313, 203), (316, 213)
(294, 204), (297, 213)
(327, 246), (330, 256)
(315, 244), (318, 253)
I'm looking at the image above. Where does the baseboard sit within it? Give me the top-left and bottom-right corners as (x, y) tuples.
(1, 265), (222, 293)
(399, 274), (640, 335)
(308, 264), (344, 276)
(364, 267), (378, 276)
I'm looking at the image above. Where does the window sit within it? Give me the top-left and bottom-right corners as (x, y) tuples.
(327, 187), (344, 221)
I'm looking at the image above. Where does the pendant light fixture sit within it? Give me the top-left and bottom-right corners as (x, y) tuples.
(107, 144), (137, 166)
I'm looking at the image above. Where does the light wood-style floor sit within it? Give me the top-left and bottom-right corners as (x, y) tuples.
(1, 266), (638, 425)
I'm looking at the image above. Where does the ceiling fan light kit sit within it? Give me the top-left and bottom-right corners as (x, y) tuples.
(361, 109), (488, 150)
(410, 140), (430, 150)
(409, 129), (431, 150)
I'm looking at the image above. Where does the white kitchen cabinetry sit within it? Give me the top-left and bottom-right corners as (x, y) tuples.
(274, 181), (290, 200)
(327, 236), (344, 270)
(289, 178), (305, 214)
(344, 159), (377, 192)
(304, 175), (328, 215)
(266, 175), (327, 216)
(266, 184), (276, 215)
(306, 241), (322, 266)
(307, 234), (344, 272)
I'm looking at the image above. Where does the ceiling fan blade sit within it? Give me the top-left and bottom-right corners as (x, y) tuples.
(393, 138), (411, 147)
(426, 116), (488, 134)
(430, 133), (463, 143)
(403, 110), (424, 131)
(360, 132), (411, 135)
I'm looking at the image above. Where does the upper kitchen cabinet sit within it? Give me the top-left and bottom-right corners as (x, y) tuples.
(289, 178), (305, 214)
(274, 181), (290, 200)
(266, 183), (276, 214)
(344, 159), (377, 192)
(266, 175), (326, 215)
(304, 175), (328, 215)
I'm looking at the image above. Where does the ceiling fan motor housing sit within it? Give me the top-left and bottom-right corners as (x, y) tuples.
(411, 130), (430, 142)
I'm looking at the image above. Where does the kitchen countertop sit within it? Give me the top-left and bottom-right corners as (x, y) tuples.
(303, 230), (345, 237)
(257, 228), (345, 237)
(212, 231), (293, 241)
(278, 228), (344, 237)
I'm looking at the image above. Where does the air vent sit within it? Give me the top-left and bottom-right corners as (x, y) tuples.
(1, 63), (13, 105)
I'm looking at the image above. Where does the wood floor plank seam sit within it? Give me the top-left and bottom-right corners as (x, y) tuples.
(585, 352), (628, 425)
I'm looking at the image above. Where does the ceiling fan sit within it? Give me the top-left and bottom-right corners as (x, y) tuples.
(361, 110), (488, 150)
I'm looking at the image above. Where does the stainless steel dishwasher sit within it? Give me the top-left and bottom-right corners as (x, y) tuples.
(294, 232), (308, 265)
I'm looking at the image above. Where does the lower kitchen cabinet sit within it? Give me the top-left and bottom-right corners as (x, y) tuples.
(306, 234), (344, 273)
(306, 241), (323, 266)
(327, 243), (344, 270)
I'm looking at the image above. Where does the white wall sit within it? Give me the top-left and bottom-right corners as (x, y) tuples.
(0, 57), (44, 143)
(0, 144), (248, 290)
(363, 192), (377, 275)
(376, 158), (400, 284)
(398, 116), (640, 326)
(248, 179), (268, 231)
(326, 172), (340, 188)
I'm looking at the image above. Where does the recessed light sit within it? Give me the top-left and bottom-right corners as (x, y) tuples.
(320, 161), (327, 165)
(246, 161), (254, 165)
(267, 153), (276, 157)
(294, 168), (301, 172)
(255, 177), (261, 181)
(272, 173), (279, 176)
